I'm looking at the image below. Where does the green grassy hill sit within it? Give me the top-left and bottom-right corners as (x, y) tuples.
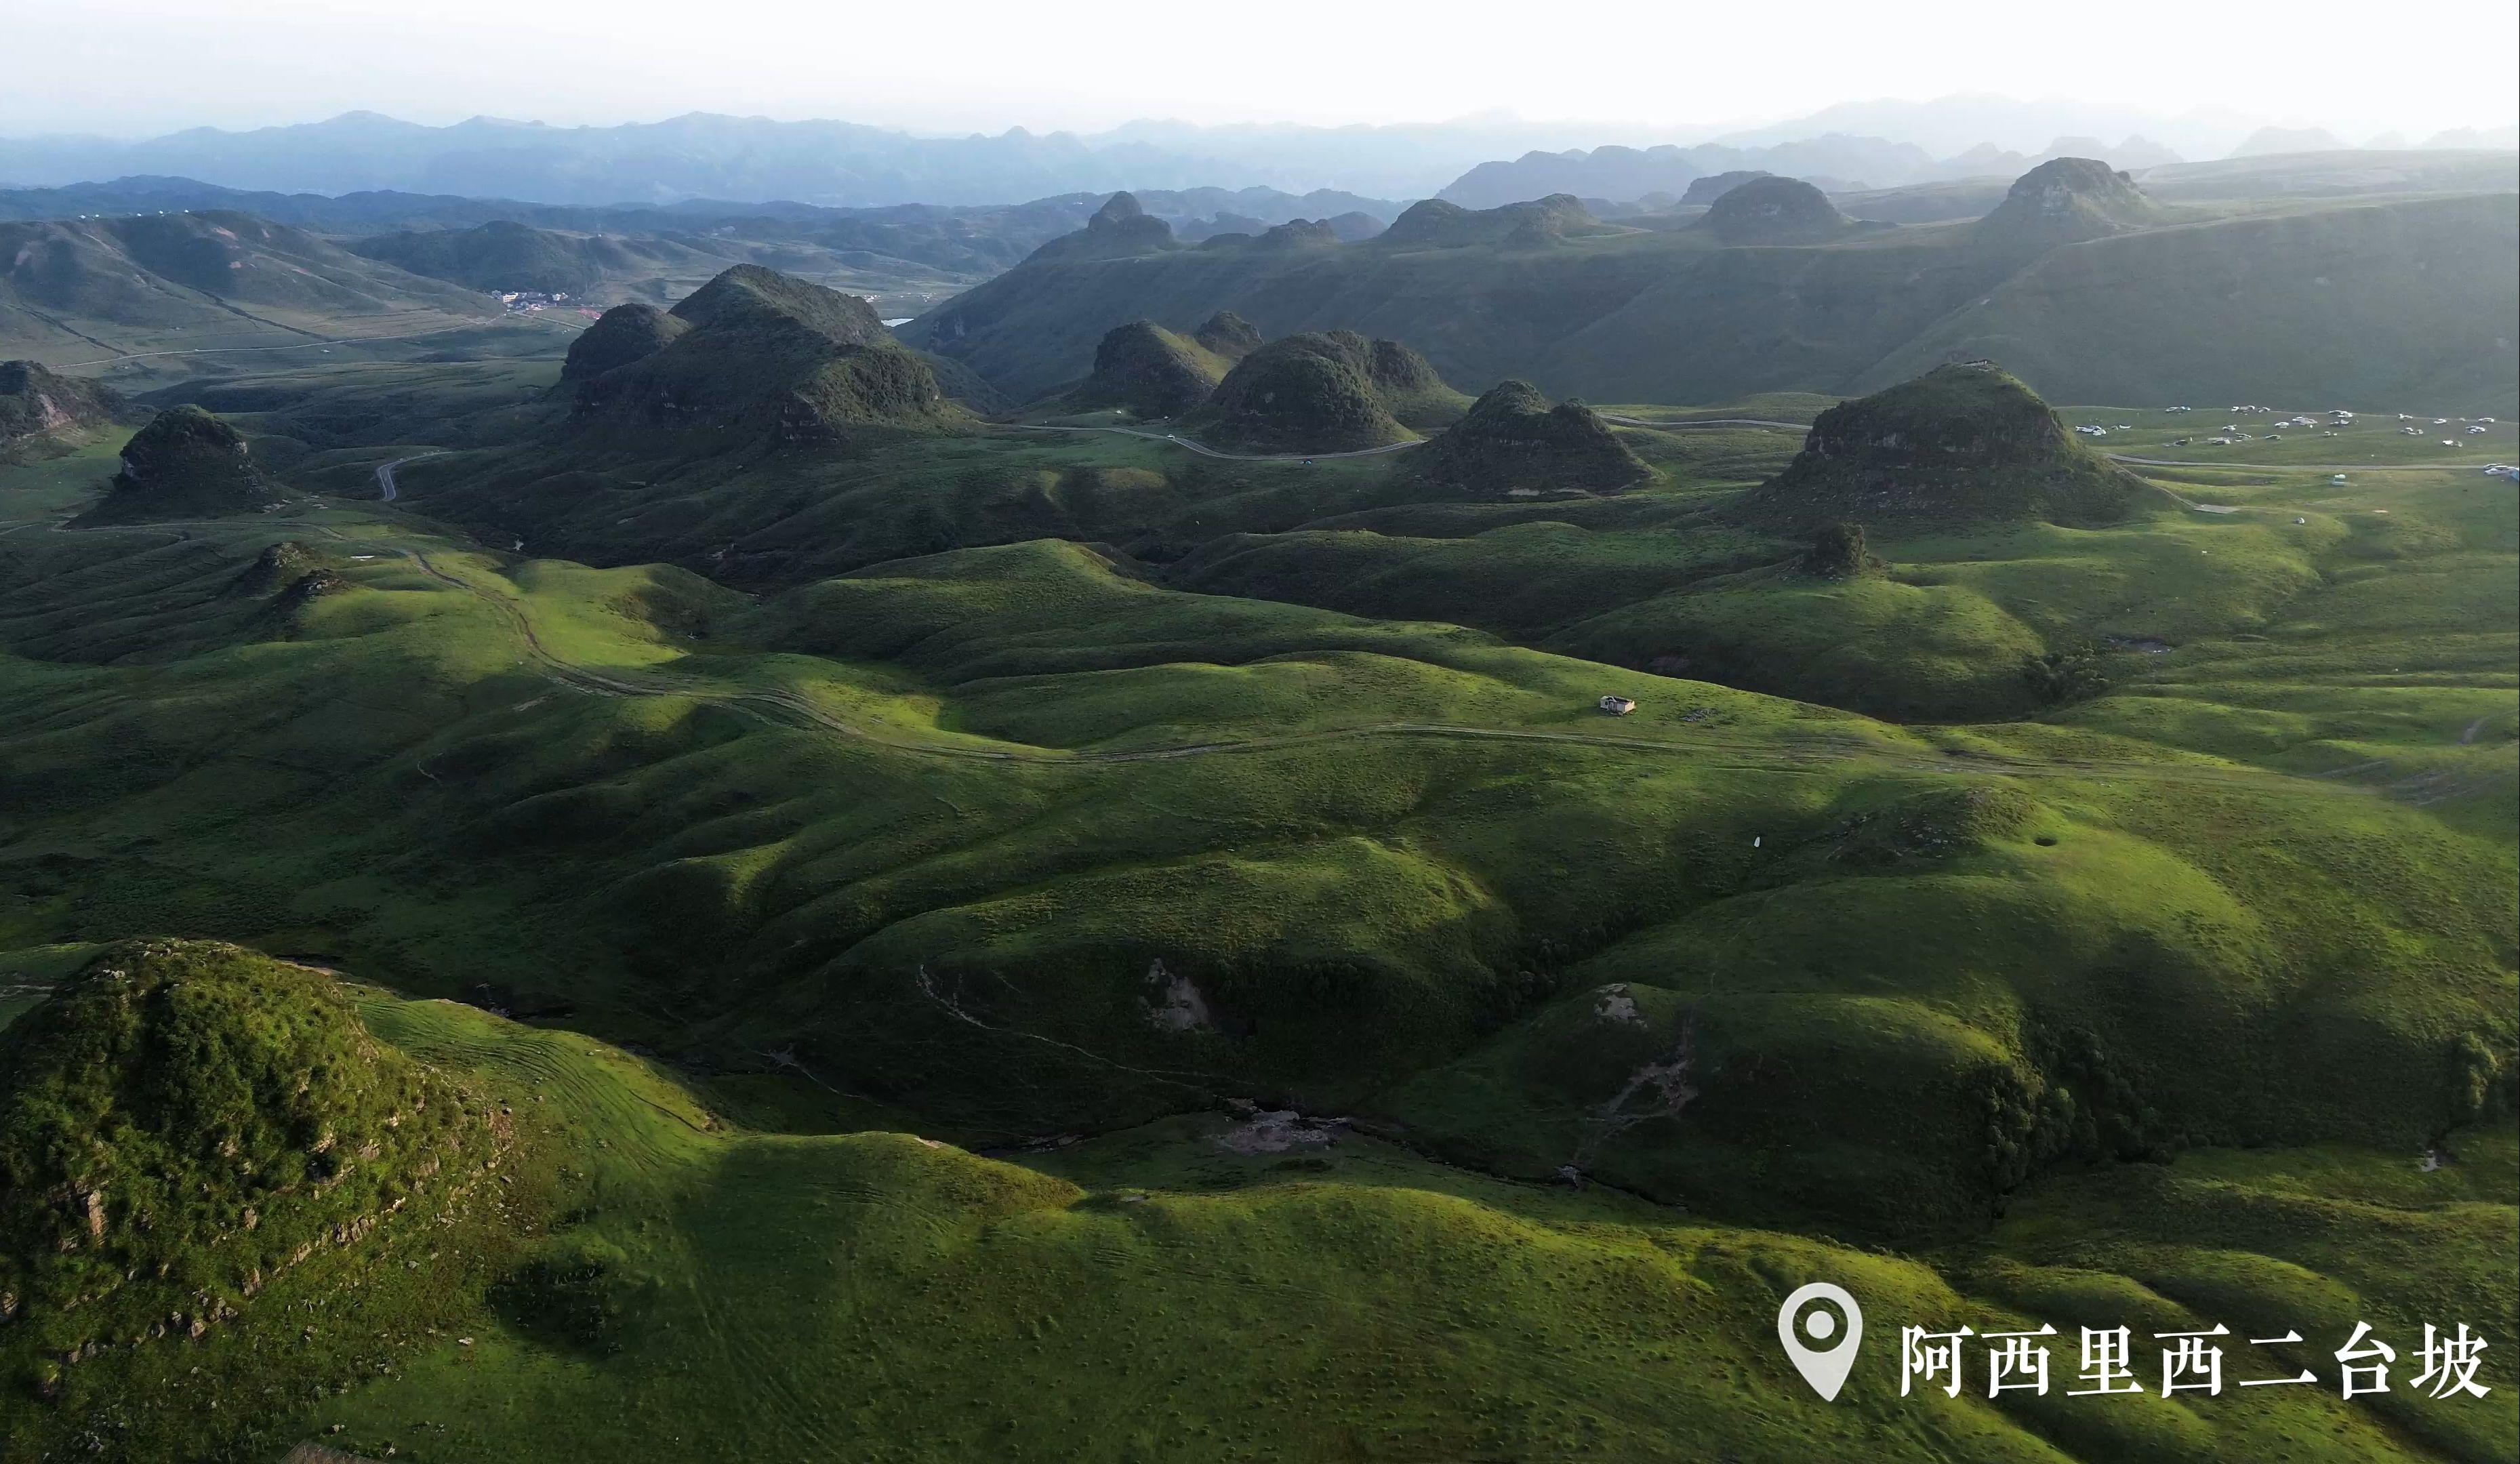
(0, 357), (129, 460)
(1865, 192), (2520, 414)
(1057, 319), (1232, 418)
(1736, 362), (2138, 529)
(8, 939), (2502, 1463)
(1694, 176), (1862, 244)
(1181, 329), (1467, 451)
(562, 264), (958, 450)
(70, 403), (287, 524)
(902, 172), (2519, 415)
(1414, 380), (1652, 496)
(0, 941), (506, 1450)
(1, 310), (2512, 1459)
(350, 220), (729, 298)
(0, 211), (510, 377)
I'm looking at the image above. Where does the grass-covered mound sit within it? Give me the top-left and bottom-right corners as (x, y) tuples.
(567, 264), (957, 448)
(1415, 380), (1650, 495)
(1974, 156), (2164, 251)
(1062, 319), (1229, 418)
(1183, 329), (1467, 452)
(1738, 362), (2138, 529)
(1379, 193), (1611, 248)
(1679, 169), (1776, 205)
(0, 359), (127, 461)
(0, 941), (498, 1411)
(72, 405), (283, 524)
(352, 219), (606, 296)
(1192, 309), (1262, 359)
(1021, 191), (1177, 262)
(559, 302), (688, 384)
(1694, 176), (1858, 244)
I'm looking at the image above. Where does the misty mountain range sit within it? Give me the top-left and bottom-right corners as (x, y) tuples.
(4, 100), (2511, 211)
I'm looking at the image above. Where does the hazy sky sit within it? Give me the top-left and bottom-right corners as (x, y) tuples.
(5, 0), (2515, 140)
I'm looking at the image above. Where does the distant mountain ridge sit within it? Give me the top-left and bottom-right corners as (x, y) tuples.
(904, 164), (2520, 417)
(6, 102), (2506, 211)
(1437, 134), (2194, 209)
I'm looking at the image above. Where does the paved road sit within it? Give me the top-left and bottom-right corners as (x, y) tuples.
(374, 452), (445, 503)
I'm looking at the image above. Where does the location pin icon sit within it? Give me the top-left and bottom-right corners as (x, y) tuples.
(1777, 1282), (1863, 1401)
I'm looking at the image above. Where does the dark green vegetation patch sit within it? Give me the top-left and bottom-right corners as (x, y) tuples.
(1740, 363), (2138, 528)
(1416, 380), (1650, 496)
(1183, 329), (1466, 451)
(1061, 319), (1229, 418)
(73, 404), (284, 524)
(1694, 176), (1859, 245)
(566, 264), (956, 448)
(0, 943), (497, 1416)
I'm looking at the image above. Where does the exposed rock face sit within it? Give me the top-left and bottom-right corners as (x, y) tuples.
(1185, 329), (1459, 453)
(1070, 320), (1227, 418)
(1193, 310), (1263, 360)
(561, 302), (689, 382)
(0, 359), (125, 460)
(233, 539), (317, 595)
(1976, 157), (2162, 251)
(1418, 380), (1650, 496)
(78, 405), (281, 523)
(1696, 177), (1854, 244)
(1740, 362), (2137, 527)
(566, 264), (953, 445)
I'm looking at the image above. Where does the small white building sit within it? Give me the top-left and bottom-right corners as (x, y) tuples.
(1598, 695), (1638, 716)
